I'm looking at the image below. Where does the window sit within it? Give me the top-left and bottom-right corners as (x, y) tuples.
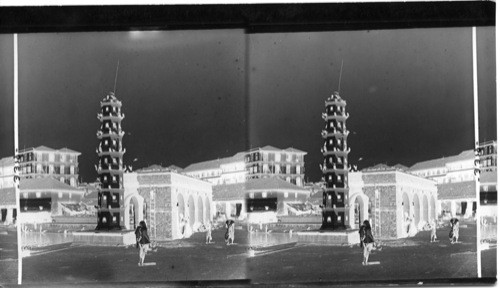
(262, 192), (267, 198)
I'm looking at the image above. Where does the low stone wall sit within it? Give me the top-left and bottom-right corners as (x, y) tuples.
(52, 216), (97, 224)
(297, 229), (359, 245)
(277, 215), (322, 224)
(73, 230), (136, 246)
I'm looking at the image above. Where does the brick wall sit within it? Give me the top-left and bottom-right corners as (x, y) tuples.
(362, 185), (398, 239)
(137, 185), (173, 240)
(137, 173), (171, 186)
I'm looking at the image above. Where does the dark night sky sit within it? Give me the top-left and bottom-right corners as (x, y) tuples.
(0, 26), (496, 183)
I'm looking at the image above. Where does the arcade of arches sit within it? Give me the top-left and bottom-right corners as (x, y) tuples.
(123, 170), (213, 240)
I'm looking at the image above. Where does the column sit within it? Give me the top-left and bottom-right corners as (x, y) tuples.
(450, 200), (457, 217)
(5, 207), (13, 225)
(465, 200), (473, 218)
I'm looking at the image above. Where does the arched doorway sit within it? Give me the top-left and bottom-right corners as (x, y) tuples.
(354, 195), (365, 229)
(128, 196), (141, 228)
(422, 195), (429, 224)
(198, 196), (204, 224)
(188, 195), (195, 227)
(205, 197), (211, 222)
(413, 194), (421, 227)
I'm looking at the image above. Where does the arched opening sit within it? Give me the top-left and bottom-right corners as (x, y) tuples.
(128, 195), (141, 229)
(143, 202), (148, 222)
(177, 193), (185, 235)
(354, 195), (365, 229)
(422, 195), (429, 224)
(188, 195), (195, 227)
(205, 197), (211, 223)
(430, 197), (436, 220)
(413, 194), (421, 227)
(402, 192), (410, 235)
(198, 196), (204, 224)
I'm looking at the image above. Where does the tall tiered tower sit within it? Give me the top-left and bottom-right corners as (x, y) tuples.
(96, 92), (126, 230)
(320, 91), (350, 230)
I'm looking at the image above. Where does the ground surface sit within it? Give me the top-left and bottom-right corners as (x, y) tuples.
(21, 227), (249, 285)
(247, 221), (496, 285)
(0, 225), (18, 285)
(9, 221), (499, 286)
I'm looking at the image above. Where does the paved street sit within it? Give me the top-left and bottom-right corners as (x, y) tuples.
(10, 221), (498, 286)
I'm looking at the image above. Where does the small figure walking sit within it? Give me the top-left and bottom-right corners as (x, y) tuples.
(225, 219), (235, 245)
(135, 221), (151, 266)
(205, 221), (213, 244)
(449, 218), (459, 244)
(359, 220), (375, 265)
(430, 219), (437, 242)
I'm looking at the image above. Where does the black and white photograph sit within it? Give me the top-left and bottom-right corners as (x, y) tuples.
(0, 2), (496, 286)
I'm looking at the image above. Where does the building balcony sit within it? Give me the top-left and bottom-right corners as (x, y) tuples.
(100, 99), (122, 108)
(325, 98), (346, 106)
(323, 112), (350, 121)
(96, 164), (124, 173)
(97, 112), (125, 121)
(97, 148), (126, 156)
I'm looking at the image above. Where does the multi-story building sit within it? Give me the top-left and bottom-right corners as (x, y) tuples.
(244, 146), (307, 186)
(12, 146), (81, 187)
(184, 146), (307, 187)
(409, 150), (475, 184)
(0, 156), (14, 189)
(478, 140), (497, 172)
(183, 152), (246, 185)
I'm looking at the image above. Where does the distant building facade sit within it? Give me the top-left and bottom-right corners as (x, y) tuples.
(408, 149), (476, 218)
(183, 152), (247, 185)
(183, 145), (307, 187)
(11, 178), (84, 224)
(212, 177), (309, 224)
(0, 156), (14, 189)
(478, 140), (497, 173)
(0, 146), (81, 188)
(245, 146), (307, 186)
(123, 165), (213, 240)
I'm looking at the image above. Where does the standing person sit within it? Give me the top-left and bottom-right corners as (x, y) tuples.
(449, 218), (460, 244)
(136, 221), (151, 266)
(360, 220), (375, 265)
(430, 219), (437, 242)
(205, 221), (213, 244)
(225, 219), (235, 245)
(358, 221), (366, 248)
